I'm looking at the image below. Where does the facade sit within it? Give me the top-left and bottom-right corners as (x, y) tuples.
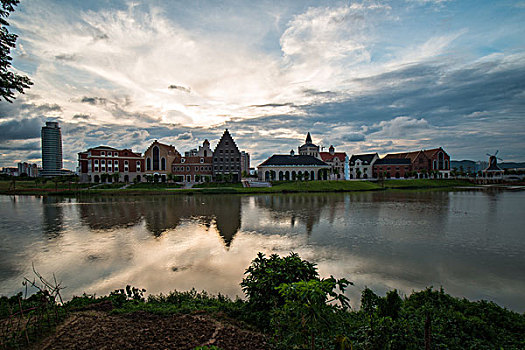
(212, 130), (242, 182)
(41, 121), (63, 177)
(320, 145), (347, 180)
(298, 132), (320, 158)
(172, 140), (213, 183)
(240, 151), (250, 176)
(373, 158), (412, 179)
(258, 151), (331, 181)
(17, 162), (39, 177)
(349, 153), (379, 179)
(143, 140), (181, 182)
(385, 147), (450, 178)
(78, 146), (144, 183)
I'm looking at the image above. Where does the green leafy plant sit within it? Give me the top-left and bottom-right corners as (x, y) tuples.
(272, 277), (352, 350)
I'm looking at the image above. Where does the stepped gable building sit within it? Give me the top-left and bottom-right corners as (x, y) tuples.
(384, 147), (450, 178)
(143, 140), (181, 182)
(349, 153), (379, 179)
(172, 140), (213, 183)
(320, 145), (347, 180)
(78, 146), (144, 183)
(212, 129), (242, 182)
(373, 158), (412, 179)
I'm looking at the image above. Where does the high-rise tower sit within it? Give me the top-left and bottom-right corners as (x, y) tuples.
(41, 121), (63, 177)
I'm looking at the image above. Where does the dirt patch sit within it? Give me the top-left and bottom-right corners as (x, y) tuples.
(35, 311), (268, 350)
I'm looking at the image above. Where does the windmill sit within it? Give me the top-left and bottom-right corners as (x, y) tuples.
(483, 150), (504, 177)
(486, 150), (503, 169)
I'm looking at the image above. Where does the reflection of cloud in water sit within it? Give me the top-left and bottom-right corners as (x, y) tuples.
(1, 192), (525, 312)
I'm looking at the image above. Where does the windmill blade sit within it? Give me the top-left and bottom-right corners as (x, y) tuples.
(486, 153), (492, 157)
(497, 157), (503, 162)
(495, 150), (499, 156)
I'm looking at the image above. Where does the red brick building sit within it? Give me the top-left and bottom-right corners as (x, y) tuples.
(320, 145), (347, 180)
(78, 146), (144, 183)
(172, 155), (213, 183)
(384, 147), (451, 178)
(373, 158), (412, 179)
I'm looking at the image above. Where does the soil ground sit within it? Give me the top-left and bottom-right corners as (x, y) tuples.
(35, 310), (268, 350)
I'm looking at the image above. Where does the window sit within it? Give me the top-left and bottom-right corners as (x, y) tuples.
(181, 158), (186, 163)
(200, 158), (204, 163)
(101, 151), (105, 156)
(114, 152), (118, 157)
(161, 157), (166, 171)
(225, 141), (229, 145)
(153, 146), (160, 170)
(220, 158), (223, 162)
(195, 166), (199, 171)
(114, 160), (119, 166)
(124, 160), (128, 172)
(94, 159), (99, 165)
(146, 158), (151, 171)
(186, 166), (190, 171)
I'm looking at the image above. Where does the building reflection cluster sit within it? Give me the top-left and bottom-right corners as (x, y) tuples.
(77, 196), (241, 246)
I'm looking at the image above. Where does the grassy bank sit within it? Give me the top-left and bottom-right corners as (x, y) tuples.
(0, 179), (474, 196)
(2, 253), (524, 349)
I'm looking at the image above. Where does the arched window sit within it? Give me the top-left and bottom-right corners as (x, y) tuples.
(161, 157), (166, 171)
(146, 158), (151, 171)
(153, 146), (160, 170)
(204, 150), (207, 157)
(311, 170), (315, 180)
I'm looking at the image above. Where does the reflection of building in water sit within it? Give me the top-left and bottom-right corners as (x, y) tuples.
(254, 194), (329, 235)
(77, 196), (241, 246)
(78, 197), (143, 231)
(42, 197), (65, 238)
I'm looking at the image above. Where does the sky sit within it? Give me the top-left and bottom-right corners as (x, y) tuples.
(0, 0), (524, 170)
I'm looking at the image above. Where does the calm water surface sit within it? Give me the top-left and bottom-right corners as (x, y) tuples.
(1, 191), (524, 312)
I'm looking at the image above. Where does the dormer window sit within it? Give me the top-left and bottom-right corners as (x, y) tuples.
(181, 158), (186, 163)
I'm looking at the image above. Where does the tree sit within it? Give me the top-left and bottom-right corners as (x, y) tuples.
(1, 0), (32, 102)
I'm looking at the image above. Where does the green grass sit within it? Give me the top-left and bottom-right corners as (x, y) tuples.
(382, 179), (472, 189)
(126, 182), (183, 190)
(193, 182), (244, 188)
(0, 179), (474, 196)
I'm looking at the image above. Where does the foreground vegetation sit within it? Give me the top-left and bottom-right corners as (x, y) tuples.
(2, 253), (524, 349)
(0, 178), (474, 196)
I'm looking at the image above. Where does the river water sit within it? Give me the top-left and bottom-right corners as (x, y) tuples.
(1, 190), (524, 312)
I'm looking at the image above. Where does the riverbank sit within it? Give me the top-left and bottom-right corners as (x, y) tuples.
(2, 253), (524, 349)
(0, 179), (475, 196)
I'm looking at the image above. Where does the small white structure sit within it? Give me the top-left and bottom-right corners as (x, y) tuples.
(349, 153), (379, 179)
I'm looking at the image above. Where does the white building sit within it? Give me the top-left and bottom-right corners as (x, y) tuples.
(349, 153), (379, 179)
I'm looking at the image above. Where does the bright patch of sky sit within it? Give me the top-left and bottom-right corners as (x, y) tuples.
(0, 0), (524, 169)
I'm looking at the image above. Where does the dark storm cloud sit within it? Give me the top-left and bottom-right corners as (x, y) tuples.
(72, 114), (90, 120)
(176, 132), (192, 140)
(0, 141), (40, 151)
(168, 85), (191, 93)
(251, 102), (296, 108)
(80, 96), (108, 105)
(55, 54), (77, 61)
(0, 118), (42, 141)
(0, 100), (62, 119)
(341, 133), (366, 142)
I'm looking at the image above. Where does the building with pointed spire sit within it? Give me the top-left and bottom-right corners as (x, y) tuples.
(212, 129), (242, 182)
(298, 132), (320, 158)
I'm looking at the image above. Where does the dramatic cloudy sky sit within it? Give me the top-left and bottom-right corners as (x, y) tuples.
(1, 0), (524, 169)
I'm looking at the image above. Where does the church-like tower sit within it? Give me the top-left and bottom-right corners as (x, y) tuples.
(298, 132), (320, 159)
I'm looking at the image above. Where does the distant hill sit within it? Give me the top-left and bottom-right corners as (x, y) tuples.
(451, 160), (525, 171)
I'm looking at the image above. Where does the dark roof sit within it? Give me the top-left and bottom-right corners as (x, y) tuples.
(259, 155), (329, 167)
(349, 153), (377, 165)
(485, 157), (502, 171)
(375, 158), (411, 165)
